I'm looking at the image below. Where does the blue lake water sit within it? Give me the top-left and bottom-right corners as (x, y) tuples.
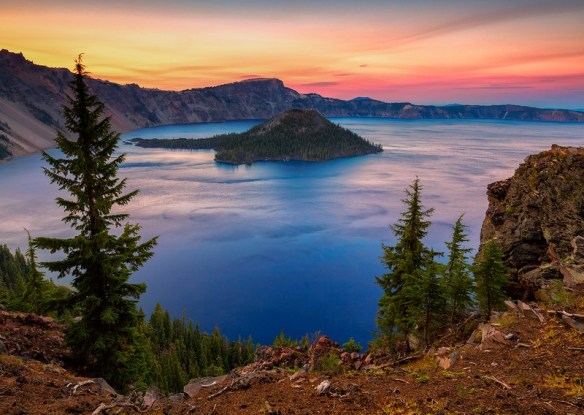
(1, 118), (583, 347)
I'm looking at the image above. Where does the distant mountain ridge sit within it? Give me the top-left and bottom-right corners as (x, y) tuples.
(1, 49), (583, 158)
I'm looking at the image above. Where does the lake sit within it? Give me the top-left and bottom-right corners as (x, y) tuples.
(1, 118), (583, 347)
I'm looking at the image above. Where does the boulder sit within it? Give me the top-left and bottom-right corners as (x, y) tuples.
(143, 387), (163, 409)
(560, 265), (584, 286)
(183, 375), (229, 398)
(314, 380), (331, 396)
(478, 323), (511, 350)
(479, 145), (584, 298)
(91, 378), (118, 396)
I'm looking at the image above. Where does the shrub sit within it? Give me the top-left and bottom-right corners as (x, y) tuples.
(342, 337), (362, 353)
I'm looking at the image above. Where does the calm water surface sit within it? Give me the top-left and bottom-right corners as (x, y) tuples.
(1, 119), (583, 346)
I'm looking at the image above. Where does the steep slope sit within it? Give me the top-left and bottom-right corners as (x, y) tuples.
(480, 145), (584, 298)
(2, 290), (583, 414)
(1, 49), (584, 159)
(131, 109), (383, 164)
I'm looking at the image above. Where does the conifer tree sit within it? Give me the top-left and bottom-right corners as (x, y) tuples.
(418, 250), (447, 348)
(444, 215), (474, 322)
(34, 56), (157, 389)
(376, 178), (434, 351)
(23, 229), (45, 314)
(473, 239), (509, 320)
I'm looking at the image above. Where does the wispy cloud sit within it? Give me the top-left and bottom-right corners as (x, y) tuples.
(300, 81), (338, 87)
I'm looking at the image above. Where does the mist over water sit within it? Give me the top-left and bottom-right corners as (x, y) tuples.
(1, 119), (583, 346)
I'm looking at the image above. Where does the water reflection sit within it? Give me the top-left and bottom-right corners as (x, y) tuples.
(1, 119), (583, 346)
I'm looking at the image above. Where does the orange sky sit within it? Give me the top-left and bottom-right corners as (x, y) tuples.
(1, 0), (583, 108)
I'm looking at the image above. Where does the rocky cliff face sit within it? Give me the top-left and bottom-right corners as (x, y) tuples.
(1, 49), (584, 158)
(480, 145), (584, 298)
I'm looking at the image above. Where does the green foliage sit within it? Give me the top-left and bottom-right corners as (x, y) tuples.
(22, 230), (45, 314)
(33, 57), (158, 391)
(376, 178), (436, 351)
(144, 303), (255, 394)
(131, 109), (382, 164)
(547, 279), (577, 308)
(418, 250), (447, 348)
(443, 215), (475, 322)
(0, 240), (72, 316)
(473, 239), (510, 320)
(342, 337), (362, 353)
(272, 330), (298, 349)
(0, 243), (27, 295)
(317, 352), (343, 375)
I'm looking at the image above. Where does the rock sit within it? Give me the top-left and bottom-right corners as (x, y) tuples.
(289, 365), (308, 382)
(353, 360), (363, 371)
(516, 301), (545, 322)
(143, 387), (163, 408)
(478, 145), (584, 298)
(183, 375), (229, 398)
(437, 352), (459, 370)
(314, 380), (331, 396)
(478, 323), (511, 350)
(309, 336), (339, 371)
(168, 393), (185, 403)
(572, 236), (584, 261)
(504, 300), (520, 314)
(91, 378), (118, 396)
(466, 328), (481, 345)
(561, 315), (584, 331)
(436, 347), (451, 357)
(504, 333), (516, 340)
(560, 265), (584, 286)
(0, 339), (6, 354)
(364, 354), (373, 364)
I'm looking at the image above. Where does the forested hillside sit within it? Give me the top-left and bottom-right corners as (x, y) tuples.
(131, 109), (383, 164)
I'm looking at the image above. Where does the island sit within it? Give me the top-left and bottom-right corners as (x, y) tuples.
(129, 109), (383, 165)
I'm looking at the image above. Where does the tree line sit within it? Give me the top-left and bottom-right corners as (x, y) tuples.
(0, 244), (254, 394)
(375, 178), (509, 352)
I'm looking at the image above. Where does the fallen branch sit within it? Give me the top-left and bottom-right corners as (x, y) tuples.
(483, 375), (511, 390)
(568, 347), (584, 352)
(556, 399), (581, 408)
(66, 379), (95, 395)
(208, 379), (237, 400)
(394, 354), (423, 366)
(392, 378), (410, 384)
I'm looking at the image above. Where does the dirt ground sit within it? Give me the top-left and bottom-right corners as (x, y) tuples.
(1, 287), (583, 415)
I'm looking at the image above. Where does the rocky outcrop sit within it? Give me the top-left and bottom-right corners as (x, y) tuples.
(1, 49), (583, 159)
(479, 145), (584, 298)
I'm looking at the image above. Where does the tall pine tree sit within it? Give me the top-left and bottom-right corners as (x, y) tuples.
(473, 239), (509, 320)
(418, 250), (447, 349)
(35, 56), (157, 389)
(376, 178), (434, 351)
(443, 215), (474, 323)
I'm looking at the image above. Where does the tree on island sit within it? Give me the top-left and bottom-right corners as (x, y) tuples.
(35, 56), (157, 389)
(376, 178), (435, 352)
(473, 239), (510, 320)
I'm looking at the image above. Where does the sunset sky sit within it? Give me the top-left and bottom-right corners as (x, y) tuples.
(1, 0), (583, 109)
